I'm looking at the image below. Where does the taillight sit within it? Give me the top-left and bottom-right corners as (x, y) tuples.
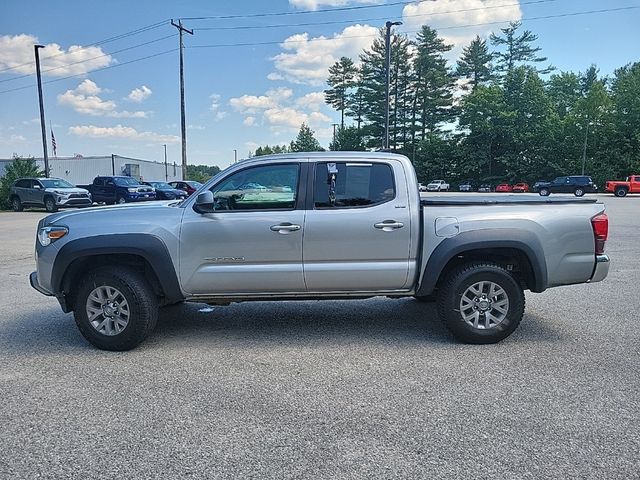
(591, 213), (608, 255)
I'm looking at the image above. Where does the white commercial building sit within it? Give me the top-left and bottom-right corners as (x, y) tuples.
(0, 155), (183, 185)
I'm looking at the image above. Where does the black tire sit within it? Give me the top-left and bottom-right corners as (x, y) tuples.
(44, 196), (58, 213)
(116, 196), (127, 204)
(539, 188), (550, 196)
(10, 196), (23, 212)
(437, 262), (525, 344)
(574, 187), (585, 197)
(73, 266), (158, 351)
(615, 187), (627, 197)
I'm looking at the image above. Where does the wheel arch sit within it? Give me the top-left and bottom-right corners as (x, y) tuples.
(52, 234), (184, 312)
(417, 229), (548, 297)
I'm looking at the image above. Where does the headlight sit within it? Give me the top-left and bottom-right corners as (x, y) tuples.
(38, 226), (68, 247)
(54, 190), (69, 196)
(128, 188), (137, 193)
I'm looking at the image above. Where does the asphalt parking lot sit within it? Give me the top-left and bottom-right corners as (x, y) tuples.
(0, 196), (638, 479)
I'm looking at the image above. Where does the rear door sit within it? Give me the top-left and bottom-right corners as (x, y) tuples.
(303, 159), (412, 292)
(179, 161), (307, 295)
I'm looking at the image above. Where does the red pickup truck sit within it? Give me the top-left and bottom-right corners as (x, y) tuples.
(605, 175), (640, 197)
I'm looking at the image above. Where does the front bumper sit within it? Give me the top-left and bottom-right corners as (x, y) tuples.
(30, 271), (53, 296)
(589, 254), (610, 283)
(127, 193), (156, 201)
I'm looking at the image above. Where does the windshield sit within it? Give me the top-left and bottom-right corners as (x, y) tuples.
(149, 182), (172, 189)
(41, 178), (74, 189)
(114, 177), (141, 186)
(186, 181), (203, 188)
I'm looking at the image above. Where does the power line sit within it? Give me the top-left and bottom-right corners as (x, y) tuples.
(0, 48), (178, 95)
(0, 20), (168, 75)
(194, 0), (559, 32)
(179, 0), (424, 20)
(0, 34), (177, 84)
(187, 6), (640, 49)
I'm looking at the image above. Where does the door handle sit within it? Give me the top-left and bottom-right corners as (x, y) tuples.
(270, 223), (301, 233)
(374, 220), (404, 231)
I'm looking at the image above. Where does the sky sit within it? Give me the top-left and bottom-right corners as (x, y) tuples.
(0, 0), (639, 169)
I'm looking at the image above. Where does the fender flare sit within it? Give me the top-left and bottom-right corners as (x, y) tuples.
(51, 234), (184, 306)
(416, 229), (548, 296)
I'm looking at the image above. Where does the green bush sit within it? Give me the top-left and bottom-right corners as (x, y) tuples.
(0, 155), (44, 210)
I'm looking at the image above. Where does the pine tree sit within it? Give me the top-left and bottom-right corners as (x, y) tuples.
(290, 123), (324, 152)
(490, 21), (553, 75)
(413, 25), (455, 139)
(358, 29), (388, 148)
(329, 126), (366, 151)
(324, 57), (358, 128)
(456, 35), (493, 90)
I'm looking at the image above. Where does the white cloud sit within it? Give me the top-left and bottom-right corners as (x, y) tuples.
(0, 133), (26, 146)
(0, 34), (113, 76)
(127, 85), (152, 103)
(296, 91), (326, 111)
(402, 0), (522, 58)
(229, 88), (292, 114)
(69, 125), (179, 143)
(243, 116), (256, 126)
(58, 80), (148, 118)
(210, 93), (228, 121)
(270, 24), (378, 85)
(289, 0), (381, 11)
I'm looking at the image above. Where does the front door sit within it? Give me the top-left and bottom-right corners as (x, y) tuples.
(303, 159), (413, 292)
(179, 162), (307, 295)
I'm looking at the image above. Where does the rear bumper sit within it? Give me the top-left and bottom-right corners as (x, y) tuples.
(589, 254), (610, 283)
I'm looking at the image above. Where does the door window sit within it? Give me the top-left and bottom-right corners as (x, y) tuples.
(212, 163), (299, 211)
(314, 162), (395, 208)
(15, 179), (30, 188)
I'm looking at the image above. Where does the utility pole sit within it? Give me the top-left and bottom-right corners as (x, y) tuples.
(384, 21), (402, 151)
(34, 44), (49, 177)
(332, 123), (339, 149)
(171, 19), (193, 181)
(163, 144), (168, 181)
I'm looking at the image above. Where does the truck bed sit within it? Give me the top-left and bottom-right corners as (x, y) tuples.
(421, 194), (599, 206)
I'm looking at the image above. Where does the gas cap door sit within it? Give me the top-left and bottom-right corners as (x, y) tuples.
(435, 217), (460, 238)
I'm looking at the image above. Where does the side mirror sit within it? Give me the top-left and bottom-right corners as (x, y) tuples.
(194, 190), (215, 214)
(33, 184), (42, 189)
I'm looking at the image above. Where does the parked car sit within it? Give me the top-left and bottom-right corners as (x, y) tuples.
(512, 182), (530, 193)
(533, 176), (598, 197)
(77, 176), (155, 204)
(458, 181), (474, 192)
(30, 152), (610, 351)
(604, 175), (640, 197)
(478, 184), (493, 193)
(169, 180), (203, 196)
(9, 177), (91, 213)
(425, 179), (450, 192)
(495, 183), (513, 193)
(143, 181), (188, 200)
(418, 183), (427, 192)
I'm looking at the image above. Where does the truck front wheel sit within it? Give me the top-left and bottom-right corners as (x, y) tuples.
(73, 266), (158, 350)
(437, 262), (525, 344)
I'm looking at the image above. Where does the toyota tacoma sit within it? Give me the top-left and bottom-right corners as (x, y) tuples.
(30, 152), (610, 350)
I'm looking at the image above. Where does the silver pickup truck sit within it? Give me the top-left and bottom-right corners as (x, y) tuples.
(30, 152), (610, 350)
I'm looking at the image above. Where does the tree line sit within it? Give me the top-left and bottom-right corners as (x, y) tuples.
(255, 21), (639, 186)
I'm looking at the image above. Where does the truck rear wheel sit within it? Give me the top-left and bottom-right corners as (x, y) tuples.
(615, 187), (627, 197)
(539, 188), (550, 196)
(437, 262), (525, 344)
(73, 266), (158, 351)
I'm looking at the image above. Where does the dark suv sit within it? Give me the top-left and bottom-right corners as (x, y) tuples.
(534, 176), (597, 197)
(9, 177), (92, 212)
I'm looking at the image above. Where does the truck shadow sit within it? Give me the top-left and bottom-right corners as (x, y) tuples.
(1, 299), (562, 353)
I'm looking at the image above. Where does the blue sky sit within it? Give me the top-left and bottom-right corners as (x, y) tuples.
(1, 0), (638, 168)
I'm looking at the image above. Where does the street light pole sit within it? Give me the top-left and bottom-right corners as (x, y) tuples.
(163, 144), (168, 181)
(581, 120), (589, 176)
(34, 44), (49, 177)
(233, 149), (237, 164)
(384, 21), (402, 151)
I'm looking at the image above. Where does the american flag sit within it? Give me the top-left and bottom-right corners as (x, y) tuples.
(50, 128), (57, 157)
